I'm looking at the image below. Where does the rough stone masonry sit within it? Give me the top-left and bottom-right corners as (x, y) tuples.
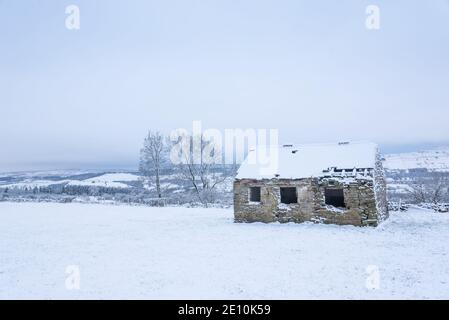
(233, 142), (388, 227)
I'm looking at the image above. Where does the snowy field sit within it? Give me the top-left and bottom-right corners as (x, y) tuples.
(384, 147), (449, 172)
(0, 202), (448, 299)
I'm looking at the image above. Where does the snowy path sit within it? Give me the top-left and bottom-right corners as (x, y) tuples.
(0, 202), (448, 299)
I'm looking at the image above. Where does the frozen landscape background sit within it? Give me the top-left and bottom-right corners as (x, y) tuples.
(2, 145), (449, 207)
(1, 0), (449, 299)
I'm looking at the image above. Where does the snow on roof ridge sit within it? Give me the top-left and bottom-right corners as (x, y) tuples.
(237, 141), (378, 179)
(250, 140), (377, 150)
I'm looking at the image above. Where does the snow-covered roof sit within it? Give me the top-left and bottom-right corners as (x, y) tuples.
(236, 141), (378, 180)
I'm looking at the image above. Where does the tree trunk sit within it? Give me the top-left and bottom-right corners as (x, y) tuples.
(155, 168), (161, 199)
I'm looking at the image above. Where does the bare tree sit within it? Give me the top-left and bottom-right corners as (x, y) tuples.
(175, 133), (234, 206)
(408, 173), (448, 205)
(139, 131), (167, 199)
(409, 180), (427, 203)
(429, 174), (447, 204)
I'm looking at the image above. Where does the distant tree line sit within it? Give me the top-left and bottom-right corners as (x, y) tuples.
(139, 130), (237, 207)
(0, 131), (237, 207)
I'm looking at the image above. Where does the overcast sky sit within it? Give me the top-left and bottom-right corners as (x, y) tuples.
(1, 0), (449, 171)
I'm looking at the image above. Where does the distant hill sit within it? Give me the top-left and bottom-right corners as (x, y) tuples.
(384, 147), (449, 172)
(0, 171), (141, 189)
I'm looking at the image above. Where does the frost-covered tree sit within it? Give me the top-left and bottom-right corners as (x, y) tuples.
(139, 131), (168, 199)
(173, 133), (234, 206)
(427, 174), (448, 204)
(409, 173), (448, 205)
(409, 181), (427, 203)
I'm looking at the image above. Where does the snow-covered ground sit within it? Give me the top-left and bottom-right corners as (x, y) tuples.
(386, 183), (414, 194)
(384, 147), (449, 172)
(0, 171), (233, 195)
(67, 173), (140, 188)
(0, 172), (140, 190)
(0, 202), (448, 299)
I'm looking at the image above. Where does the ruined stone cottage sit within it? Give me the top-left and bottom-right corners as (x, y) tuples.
(234, 142), (388, 226)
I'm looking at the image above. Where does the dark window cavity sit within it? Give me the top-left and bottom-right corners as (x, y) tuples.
(249, 187), (261, 202)
(280, 187), (297, 204)
(325, 188), (345, 208)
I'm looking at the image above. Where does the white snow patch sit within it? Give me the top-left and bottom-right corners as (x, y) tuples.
(237, 141), (377, 179)
(277, 203), (292, 211)
(67, 173), (140, 188)
(324, 205), (346, 213)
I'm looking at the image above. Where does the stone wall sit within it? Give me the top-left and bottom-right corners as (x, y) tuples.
(374, 149), (389, 222)
(234, 177), (381, 226)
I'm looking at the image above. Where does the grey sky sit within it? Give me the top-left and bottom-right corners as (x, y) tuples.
(1, 0), (449, 171)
